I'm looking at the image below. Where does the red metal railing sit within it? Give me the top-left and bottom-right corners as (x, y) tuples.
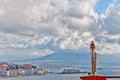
(80, 75), (120, 80)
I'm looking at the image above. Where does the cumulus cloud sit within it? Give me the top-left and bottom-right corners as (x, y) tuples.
(95, 2), (120, 54)
(0, 48), (54, 61)
(0, 0), (98, 36)
(0, 0), (120, 60)
(29, 49), (54, 57)
(102, 4), (120, 35)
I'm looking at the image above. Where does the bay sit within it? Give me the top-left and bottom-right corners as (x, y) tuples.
(0, 65), (120, 80)
(0, 73), (86, 80)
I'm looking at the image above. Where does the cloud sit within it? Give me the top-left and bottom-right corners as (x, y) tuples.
(0, 0), (120, 60)
(101, 4), (120, 35)
(58, 31), (94, 50)
(0, 0), (98, 36)
(95, 3), (120, 54)
(0, 33), (54, 60)
(0, 48), (54, 61)
(29, 49), (54, 57)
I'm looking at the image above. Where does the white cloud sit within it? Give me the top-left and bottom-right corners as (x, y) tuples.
(0, 48), (54, 60)
(0, 0), (98, 37)
(94, 3), (120, 54)
(102, 3), (120, 34)
(0, 8), (4, 16)
(59, 31), (94, 50)
(96, 42), (120, 54)
(0, 0), (120, 60)
(30, 49), (54, 57)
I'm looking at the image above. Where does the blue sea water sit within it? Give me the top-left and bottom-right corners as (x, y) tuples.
(0, 69), (120, 80)
(0, 73), (119, 80)
(0, 64), (120, 80)
(0, 74), (86, 80)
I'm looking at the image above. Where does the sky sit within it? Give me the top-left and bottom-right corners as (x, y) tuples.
(0, 0), (120, 61)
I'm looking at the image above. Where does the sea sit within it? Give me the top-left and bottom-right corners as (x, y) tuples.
(0, 62), (120, 80)
(0, 73), (119, 80)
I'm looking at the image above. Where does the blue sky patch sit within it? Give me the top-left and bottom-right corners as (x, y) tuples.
(95, 0), (113, 14)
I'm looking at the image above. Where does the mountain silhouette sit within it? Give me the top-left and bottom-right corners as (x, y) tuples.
(33, 52), (91, 64)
